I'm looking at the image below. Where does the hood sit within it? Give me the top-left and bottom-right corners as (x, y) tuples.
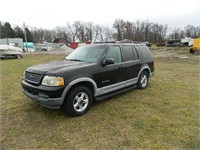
(26, 60), (92, 75)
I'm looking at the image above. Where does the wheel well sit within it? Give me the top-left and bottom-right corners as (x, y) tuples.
(143, 68), (150, 77)
(68, 81), (95, 96)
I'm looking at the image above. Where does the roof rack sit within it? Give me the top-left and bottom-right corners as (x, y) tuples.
(93, 41), (116, 44)
(93, 40), (144, 44)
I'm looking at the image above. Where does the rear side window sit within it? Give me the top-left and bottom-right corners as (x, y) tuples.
(132, 46), (139, 60)
(121, 45), (134, 61)
(136, 45), (153, 61)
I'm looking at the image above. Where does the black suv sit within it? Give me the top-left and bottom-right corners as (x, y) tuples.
(22, 43), (154, 116)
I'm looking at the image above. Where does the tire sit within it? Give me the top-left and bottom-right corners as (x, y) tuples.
(62, 86), (92, 117)
(189, 49), (195, 53)
(137, 71), (149, 89)
(15, 54), (21, 59)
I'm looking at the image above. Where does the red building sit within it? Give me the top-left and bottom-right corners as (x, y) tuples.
(69, 42), (91, 49)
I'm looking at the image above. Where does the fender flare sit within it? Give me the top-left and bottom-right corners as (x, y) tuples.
(60, 77), (98, 102)
(137, 65), (151, 79)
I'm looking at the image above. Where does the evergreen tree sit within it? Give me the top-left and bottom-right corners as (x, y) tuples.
(4, 22), (15, 38)
(14, 26), (24, 40)
(25, 27), (33, 42)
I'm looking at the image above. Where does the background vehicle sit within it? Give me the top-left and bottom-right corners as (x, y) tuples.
(0, 45), (23, 59)
(189, 38), (200, 53)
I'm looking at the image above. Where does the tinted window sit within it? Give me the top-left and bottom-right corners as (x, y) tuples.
(122, 45), (134, 61)
(138, 45), (152, 59)
(132, 46), (139, 60)
(66, 46), (105, 63)
(106, 46), (122, 63)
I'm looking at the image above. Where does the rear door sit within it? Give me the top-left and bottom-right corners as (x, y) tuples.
(121, 45), (141, 81)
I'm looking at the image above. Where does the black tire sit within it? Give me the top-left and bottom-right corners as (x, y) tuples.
(189, 49), (195, 53)
(137, 71), (149, 90)
(62, 86), (92, 117)
(15, 54), (22, 59)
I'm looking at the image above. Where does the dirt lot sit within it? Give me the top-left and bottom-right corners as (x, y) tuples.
(150, 47), (200, 60)
(0, 47), (200, 149)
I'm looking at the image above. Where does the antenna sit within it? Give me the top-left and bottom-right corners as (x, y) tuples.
(23, 22), (28, 52)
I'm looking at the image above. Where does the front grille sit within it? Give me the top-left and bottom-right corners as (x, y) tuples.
(25, 72), (43, 84)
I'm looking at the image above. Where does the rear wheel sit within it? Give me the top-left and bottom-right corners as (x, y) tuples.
(15, 54), (22, 59)
(62, 86), (92, 117)
(189, 48), (195, 53)
(137, 71), (149, 89)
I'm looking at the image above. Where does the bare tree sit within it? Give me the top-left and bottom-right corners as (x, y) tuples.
(113, 19), (125, 41)
(144, 20), (153, 41)
(124, 21), (134, 40)
(185, 25), (200, 38)
(31, 27), (45, 43)
(85, 22), (94, 42)
(93, 25), (105, 42)
(132, 20), (146, 41)
(104, 27), (114, 42)
(74, 21), (86, 42)
(53, 26), (71, 42)
(93, 25), (100, 42)
(43, 29), (53, 42)
(99, 26), (105, 42)
(67, 22), (78, 42)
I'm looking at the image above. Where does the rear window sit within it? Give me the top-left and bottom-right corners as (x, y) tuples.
(121, 45), (134, 61)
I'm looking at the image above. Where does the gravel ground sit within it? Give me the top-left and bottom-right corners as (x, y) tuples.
(150, 47), (200, 60)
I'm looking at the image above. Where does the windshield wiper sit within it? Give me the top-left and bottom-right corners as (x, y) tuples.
(66, 59), (83, 62)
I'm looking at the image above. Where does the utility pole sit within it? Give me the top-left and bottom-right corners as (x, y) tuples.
(23, 22), (28, 52)
(0, 21), (1, 39)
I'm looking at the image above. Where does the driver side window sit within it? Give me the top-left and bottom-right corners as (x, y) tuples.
(106, 46), (122, 63)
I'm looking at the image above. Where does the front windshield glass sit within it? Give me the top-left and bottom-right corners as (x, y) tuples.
(65, 46), (106, 63)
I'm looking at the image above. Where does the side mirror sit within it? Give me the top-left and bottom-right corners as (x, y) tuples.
(102, 58), (114, 66)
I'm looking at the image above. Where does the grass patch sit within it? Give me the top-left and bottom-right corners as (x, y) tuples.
(0, 53), (200, 149)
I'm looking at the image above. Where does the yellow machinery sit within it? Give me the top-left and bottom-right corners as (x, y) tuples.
(189, 38), (200, 53)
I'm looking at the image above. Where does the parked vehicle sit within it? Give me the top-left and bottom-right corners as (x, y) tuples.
(189, 38), (200, 53)
(156, 40), (166, 47)
(21, 43), (154, 117)
(0, 45), (23, 59)
(181, 37), (194, 46)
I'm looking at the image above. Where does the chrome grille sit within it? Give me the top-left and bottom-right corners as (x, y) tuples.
(25, 72), (43, 84)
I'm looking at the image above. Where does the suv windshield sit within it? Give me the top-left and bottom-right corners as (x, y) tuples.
(65, 46), (106, 63)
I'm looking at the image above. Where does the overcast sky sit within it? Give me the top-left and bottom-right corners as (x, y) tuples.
(0, 0), (199, 29)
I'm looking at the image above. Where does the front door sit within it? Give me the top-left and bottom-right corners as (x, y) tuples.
(95, 46), (125, 88)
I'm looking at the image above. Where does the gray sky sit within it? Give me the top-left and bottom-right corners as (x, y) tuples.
(0, 0), (199, 29)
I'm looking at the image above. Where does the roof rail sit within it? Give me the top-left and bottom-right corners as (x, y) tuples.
(93, 41), (116, 44)
(92, 41), (144, 44)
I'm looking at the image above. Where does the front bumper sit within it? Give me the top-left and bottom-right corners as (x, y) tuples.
(21, 80), (66, 109)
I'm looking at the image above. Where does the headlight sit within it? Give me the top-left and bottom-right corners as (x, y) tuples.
(41, 76), (64, 86)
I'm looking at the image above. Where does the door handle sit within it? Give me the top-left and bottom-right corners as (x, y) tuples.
(118, 65), (125, 69)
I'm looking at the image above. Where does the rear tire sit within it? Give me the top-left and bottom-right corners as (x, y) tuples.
(137, 71), (149, 89)
(62, 86), (92, 117)
(189, 49), (195, 53)
(15, 54), (22, 59)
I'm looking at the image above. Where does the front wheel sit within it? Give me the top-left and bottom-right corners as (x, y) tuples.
(15, 54), (22, 59)
(62, 86), (92, 117)
(137, 71), (149, 89)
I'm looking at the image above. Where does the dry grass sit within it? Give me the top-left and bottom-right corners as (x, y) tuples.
(0, 52), (200, 149)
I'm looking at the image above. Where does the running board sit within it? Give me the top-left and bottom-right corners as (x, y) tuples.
(95, 84), (137, 101)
